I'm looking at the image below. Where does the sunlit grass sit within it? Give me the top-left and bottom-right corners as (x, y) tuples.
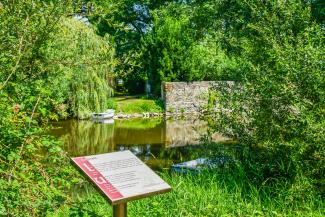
(54, 171), (324, 217)
(114, 96), (164, 114)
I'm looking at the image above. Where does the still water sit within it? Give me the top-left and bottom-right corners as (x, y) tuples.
(50, 117), (229, 170)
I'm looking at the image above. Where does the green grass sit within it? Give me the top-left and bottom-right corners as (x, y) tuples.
(54, 171), (324, 217)
(112, 96), (164, 114)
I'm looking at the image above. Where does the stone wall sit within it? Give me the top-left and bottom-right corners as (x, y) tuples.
(161, 81), (234, 114)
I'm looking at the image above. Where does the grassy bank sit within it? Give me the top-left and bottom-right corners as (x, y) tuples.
(54, 170), (324, 217)
(109, 96), (164, 114)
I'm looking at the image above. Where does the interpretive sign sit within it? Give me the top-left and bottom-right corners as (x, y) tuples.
(72, 150), (171, 205)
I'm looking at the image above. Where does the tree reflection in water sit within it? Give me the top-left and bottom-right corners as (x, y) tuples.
(50, 117), (230, 170)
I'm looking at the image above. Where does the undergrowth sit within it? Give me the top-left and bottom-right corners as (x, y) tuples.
(53, 170), (324, 217)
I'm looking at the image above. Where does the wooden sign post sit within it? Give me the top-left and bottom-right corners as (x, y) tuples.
(72, 150), (171, 217)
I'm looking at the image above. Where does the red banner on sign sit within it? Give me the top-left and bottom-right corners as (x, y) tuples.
(72, 157), (123, 200)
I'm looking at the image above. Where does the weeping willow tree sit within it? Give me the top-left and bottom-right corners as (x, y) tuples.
(46, 18), (117, 119)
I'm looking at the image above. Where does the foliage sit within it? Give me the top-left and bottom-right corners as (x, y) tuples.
(207, 0), (325, 196)
(46, 18), (116, 118)
(0, 0), (69, 121)
(308, 0), (325, 24)
(86, 0), (154, 94)
(1, 0), (324, 215)
(0, 0), (102, 215)
(0, 0), (80, 216)
(88, 0), (240, 94)
(139, 3), (239, 94)
(107, 98), (117, 109)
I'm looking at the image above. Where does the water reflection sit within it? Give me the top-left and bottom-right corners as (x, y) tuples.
(50, 117), (228, 169)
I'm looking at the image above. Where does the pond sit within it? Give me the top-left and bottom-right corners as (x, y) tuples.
(50, 117), (232, 170)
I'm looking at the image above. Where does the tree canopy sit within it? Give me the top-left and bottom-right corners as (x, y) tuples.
(0, 0), (324, 215)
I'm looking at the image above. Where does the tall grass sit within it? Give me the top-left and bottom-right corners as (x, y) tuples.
(54, 169), (324, 217)
(52, 142), (324, 216)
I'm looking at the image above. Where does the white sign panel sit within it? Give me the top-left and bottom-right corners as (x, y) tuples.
(72, 150), (171, 204)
